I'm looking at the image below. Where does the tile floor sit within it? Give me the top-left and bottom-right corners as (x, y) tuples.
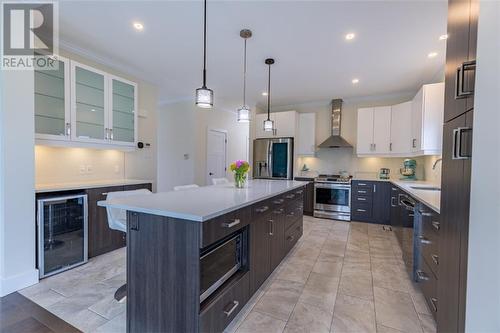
(19, 216), (436, 333)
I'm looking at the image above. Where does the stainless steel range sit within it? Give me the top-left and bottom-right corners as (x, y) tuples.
(314, 174), (352, 221)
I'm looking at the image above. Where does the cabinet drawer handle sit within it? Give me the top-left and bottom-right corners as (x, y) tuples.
(416, 270), (429, 281)
(222, 219), (241, 228)
(420, 211), (433, 217)
(288, 211), (295, 216)
(418, 236), (432, 245)
(429, 297), (438, 313)
(223, 300), (239, 317)
(273, 199), (284, 204)
(455, 60), (476, 99)
(285, 194), (295, 199)
(287, 235), (295, 241)
(269, 219), (274, 236)
(431, 254), (439, 265)
(255, 206), (269, 213)
(356, 209), (366, 212)
(295, 190), (303, 195)
(357, 197), (367, 201)
(431, 221), (440, 230)
(357, 190), (367, 194)
(102, 192), (109, 196)
(273, 208), (284, 214)
(358, 183), (367, 186)
(391, 197), (397, 207)
(452, 127), (472, 160)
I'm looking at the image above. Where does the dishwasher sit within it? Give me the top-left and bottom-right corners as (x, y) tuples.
(37, 193), (88, 278)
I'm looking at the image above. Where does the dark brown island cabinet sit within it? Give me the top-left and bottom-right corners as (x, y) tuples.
(294, 177), (314, 216)
(439, 0), (477, 331)
(125, 186), (305, 333)
(86, 183), (152, 258)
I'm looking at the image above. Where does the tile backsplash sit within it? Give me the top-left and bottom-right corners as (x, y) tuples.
(35, 146), (125, 184)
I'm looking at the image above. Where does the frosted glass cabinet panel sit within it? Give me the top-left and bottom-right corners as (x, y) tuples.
(34, 56), (70, 139)
(110, 77), (137, 144)
(72, 62), (107, 141)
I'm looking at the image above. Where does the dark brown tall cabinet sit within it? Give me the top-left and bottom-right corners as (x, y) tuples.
(439, 0), (477, 331)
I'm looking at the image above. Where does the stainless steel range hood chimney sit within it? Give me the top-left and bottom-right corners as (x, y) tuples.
(318, 99), (353, 148)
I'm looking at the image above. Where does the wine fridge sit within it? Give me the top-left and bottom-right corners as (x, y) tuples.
(37, 193), (88, 278)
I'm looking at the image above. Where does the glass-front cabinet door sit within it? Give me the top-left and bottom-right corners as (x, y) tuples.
(109, 76), (137, 145)
(34, 56), (70, 140)
(71, 61), (108, 142)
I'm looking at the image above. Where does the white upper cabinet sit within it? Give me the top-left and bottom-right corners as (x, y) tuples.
(372, 106), (392, 154)
(34, 56), (70, 141)
(356, 83), (444, 157)
(297, 113), (316, 156)
(390, 101), (412, 154)
(36, 58), (138, 149)
(411, 83), (445, 155)
(254, 111), (297, 138)
(356, 107), (375, 154)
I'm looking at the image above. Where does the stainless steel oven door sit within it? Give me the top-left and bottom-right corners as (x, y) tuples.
(314, 182), (351, 213)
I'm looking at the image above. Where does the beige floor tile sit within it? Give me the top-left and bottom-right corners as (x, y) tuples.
(321, 239), (347, 257)
(59, 308), (108, 332)
(277, 257), (314, 284)
(330, 294), (376, 333)
(88, 289), (126, 320)
(339, 268), (373, 301)
(372, 263), (410, 293)
(19, 287), (66, 308)
(312, 254), (343, 277)
(253, 279), (303, 321)
(373, 287), (423, 333)
(225, 289), (265, 333)
(418, 314), (436, 333)
(407, 283), (432, 316)
(285, 302), (332, 333)
(298, 272), (339, 313)
(376, 324), (404, 333)
(92, 311), (126, 333)
(235, 311), (286, 333)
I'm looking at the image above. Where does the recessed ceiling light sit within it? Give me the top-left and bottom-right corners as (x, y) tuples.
(352, 78), (359, 84)
(439, 34), (448, 40)
(262, 92), (268, 96)
(133, 22), (144, 31)
(428, 52), (438, 58)
(345, 33), (356, 40)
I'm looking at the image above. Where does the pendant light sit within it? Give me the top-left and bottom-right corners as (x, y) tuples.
(237, 29), (252, 122)
(263, 58), (275, 131)
(195, 0), (213, 108)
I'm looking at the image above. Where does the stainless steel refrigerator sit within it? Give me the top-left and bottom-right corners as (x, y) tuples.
(253, 137), (294, 180)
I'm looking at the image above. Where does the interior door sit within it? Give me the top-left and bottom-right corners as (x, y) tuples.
(206, 129), (227, 185)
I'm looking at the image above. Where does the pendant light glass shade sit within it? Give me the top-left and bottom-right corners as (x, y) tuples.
(263, 119), (274, 131)
(237, 106), (251, 122)
(195, 87), (213, 108)
(196, 0), (213, 108)
(237, 29), (252, 122)
(263, 58), (275, 132)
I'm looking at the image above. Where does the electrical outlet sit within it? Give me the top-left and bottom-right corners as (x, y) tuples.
(86, 165), (93, 174)
(79, 165), (86, 175)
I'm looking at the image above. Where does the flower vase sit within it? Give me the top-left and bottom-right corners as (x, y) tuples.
(234, 173), (246, 188)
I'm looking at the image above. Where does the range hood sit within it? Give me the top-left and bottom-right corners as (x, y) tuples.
(318, 99), (353, 148)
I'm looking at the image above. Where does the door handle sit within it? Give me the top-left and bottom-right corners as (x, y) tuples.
(455, 60), (476, 99)
(452, 127), (472, 160)
(269, 219), (274, 236)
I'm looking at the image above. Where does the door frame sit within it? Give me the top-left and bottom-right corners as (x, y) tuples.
(206, 128), (228, 185)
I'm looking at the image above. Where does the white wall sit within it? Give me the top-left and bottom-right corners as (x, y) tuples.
(465, 1), (500, 331)
(157, 100), (250, 190)
(34, 49), (159, 189)
(0, 70), (38, 296)
(269, 92), (441, 181)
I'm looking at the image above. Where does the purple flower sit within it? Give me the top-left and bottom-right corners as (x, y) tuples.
(236, 160), (243, 168)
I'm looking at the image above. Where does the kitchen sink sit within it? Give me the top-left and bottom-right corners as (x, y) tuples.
(410, 186), (441, 191)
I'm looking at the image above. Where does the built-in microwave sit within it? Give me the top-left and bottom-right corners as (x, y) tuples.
(200, 229), (247, 303)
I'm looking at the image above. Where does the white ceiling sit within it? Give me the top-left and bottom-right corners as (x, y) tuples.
(58, 1), (447, 109)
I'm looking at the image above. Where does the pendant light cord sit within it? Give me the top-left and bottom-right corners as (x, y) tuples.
(243, 38), (247, 107)
(267, 63), (271, 120)
(202, 0), (207, 87)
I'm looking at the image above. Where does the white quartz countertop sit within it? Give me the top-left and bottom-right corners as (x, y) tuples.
(98, 179), (307, 222)
(36, 179), (152, 193)
(390, 180), (441, 213)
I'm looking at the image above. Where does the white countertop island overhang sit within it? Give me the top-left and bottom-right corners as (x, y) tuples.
(98, 179), (307, 222)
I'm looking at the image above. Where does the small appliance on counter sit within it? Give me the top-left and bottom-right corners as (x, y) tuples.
(400, 159), (417, 180)
(379, 168), (390, 180)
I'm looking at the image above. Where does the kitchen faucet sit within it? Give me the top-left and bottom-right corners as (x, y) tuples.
(432, 158), (443, 170)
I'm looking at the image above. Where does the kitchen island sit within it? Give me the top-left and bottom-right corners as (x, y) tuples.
(99, 179), (306, 333)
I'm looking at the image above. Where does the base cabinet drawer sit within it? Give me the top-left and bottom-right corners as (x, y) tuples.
(284, 220), (302, 253)
(201, 207), (251, 248)
(416, 256), (438, 318)
(200, 273), (250, 333)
